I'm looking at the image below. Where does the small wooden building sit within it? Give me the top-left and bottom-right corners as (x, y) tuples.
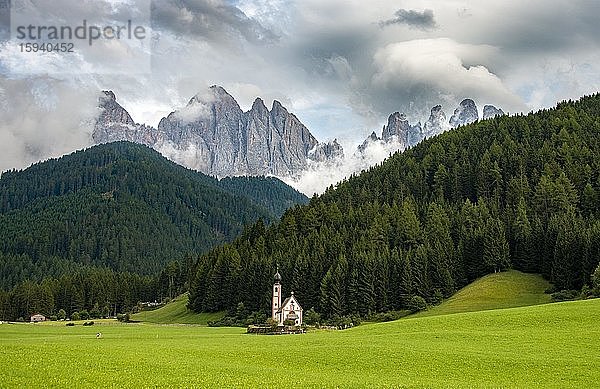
(30, 314), (46, 322)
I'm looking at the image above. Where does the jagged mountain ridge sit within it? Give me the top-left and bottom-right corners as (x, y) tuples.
(94, 89), (505, 182)
(358, 99), (504, 154)
(94, 86), (343, 178)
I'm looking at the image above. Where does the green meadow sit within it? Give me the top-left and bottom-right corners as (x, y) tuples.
(1, 298), (599, 388)
(131, 293), (225, 325)
(414, 270), (553, 317)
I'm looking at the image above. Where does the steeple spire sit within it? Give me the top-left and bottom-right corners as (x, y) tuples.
(274, 264), (282, 283)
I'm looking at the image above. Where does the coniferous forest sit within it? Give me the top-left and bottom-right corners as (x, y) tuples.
(188, 94), (600, 320)
(0, 142), (308, 320)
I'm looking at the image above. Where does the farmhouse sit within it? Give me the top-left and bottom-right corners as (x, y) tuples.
(272, 269), (303, 326)
(30, 314), (46, 322)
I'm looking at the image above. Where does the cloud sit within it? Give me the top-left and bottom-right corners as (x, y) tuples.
(172, 89), (217, 123)
(0, 77), (98, 173)
(379, 9), (437, 30)
(285, 136), (404, 196)
(369, 38), (525, 120)
(151, 0), (279, 46)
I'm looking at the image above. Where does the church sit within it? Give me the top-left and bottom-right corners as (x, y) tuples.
(272, 269), (303, 326)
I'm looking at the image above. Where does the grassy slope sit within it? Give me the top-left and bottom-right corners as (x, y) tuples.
(131, 294), (224, 325)
(414, 270), (552, 317)
(1, 299), (599, 388)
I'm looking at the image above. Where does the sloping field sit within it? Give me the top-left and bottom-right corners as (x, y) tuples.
(414, 270), (552, 317)
(1, 299), (598, 388)
(131, 293), (225, 325)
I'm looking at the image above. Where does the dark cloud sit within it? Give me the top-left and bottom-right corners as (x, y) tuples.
(379, 9), (436, 30)
(152, 0), (279, 45)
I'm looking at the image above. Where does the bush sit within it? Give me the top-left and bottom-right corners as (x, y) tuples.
(266, 318), (278, 331)
(57, 309), (66, 321)
(407, 295), (427, 313)
(79, 310), (90, 320)
(551, 290), (579, 301)
(326, 315), (355, 329)
(544, 286), (557, 294)
(71, 312), (81, 321)
(429, 289), (444, 305)
(304, 308), (321, 326)
(580, 284), (592, 299)
(90, 304), (101, 319)
(244, 311), (267, 326)
(283, 318), (296, 327)
(368, 310), (410, 322)
(592, 264), (600, 295)
(49, 315), (58, 321)
(117, 313), (130, 322)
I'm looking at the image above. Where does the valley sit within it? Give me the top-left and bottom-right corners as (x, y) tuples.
(1, 298), (598, 388)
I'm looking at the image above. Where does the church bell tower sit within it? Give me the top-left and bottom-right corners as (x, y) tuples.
(272, 267), (282, 322)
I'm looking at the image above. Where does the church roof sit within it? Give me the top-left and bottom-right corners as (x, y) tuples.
(276, 293), (303, 314)
(274, 270), (282, 283)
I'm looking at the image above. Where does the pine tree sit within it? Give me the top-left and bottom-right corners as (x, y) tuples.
(483, 218), (510, 273)
(512, 197), (534, 272)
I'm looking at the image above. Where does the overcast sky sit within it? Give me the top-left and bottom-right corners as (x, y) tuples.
(1, 0), (600, 175)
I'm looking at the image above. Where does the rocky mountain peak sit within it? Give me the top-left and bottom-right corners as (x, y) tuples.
(483, 105), (505, 120)
(271, 100), (287, 115)
(209, 84), (229, 95)
(382, 112), (410, 142)
(449, 99), (479, 128)
(309, 139), (344, 162)
(102, 90), (116, 101)
(251, 97), (268, 111)
(423, 104), (448, 138)
(93, 91), (161, 146)
(94, 87), (340, 178)
(358, 131), (381, 153)
(358, 99), (503, 156)
(96, 90), (134, 128)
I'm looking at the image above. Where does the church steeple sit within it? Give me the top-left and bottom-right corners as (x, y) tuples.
(274, 265), (282, 284)
(272, 265), (282, 322)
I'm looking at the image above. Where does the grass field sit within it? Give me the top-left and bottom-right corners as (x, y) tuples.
(131, 293), (225, 324)
(414, 270), (552, 317)
(1, 298), (599, 388)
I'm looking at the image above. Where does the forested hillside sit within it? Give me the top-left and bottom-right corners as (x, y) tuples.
(189, 94), (600, 319)
(0, 142), (308, 320)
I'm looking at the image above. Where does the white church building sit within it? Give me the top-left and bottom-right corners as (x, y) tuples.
(272, 269), (303, 326)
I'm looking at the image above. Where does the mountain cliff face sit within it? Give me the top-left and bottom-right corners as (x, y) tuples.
(93, 86), (341, 178)
(449, 99), (479, 128)
(483, 104), (505, 120)
(422, 105), (448, 139)
(379, 112), (424, 151)
(358, 99), (504, 154)
(309, 139), (344, 162)
(94, 91), (164, 146)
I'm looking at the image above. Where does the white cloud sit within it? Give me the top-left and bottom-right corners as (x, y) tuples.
(285, 137), (404, 196)
(172, 89), (217, 123)
(371, 38), (525, 117)
(0, 78), (97, 173)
